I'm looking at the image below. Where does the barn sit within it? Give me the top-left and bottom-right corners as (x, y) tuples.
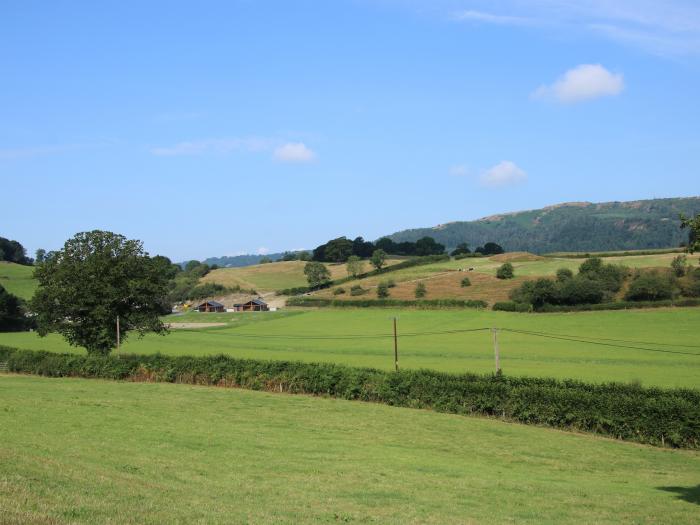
(194, 300), (226, 313)
(233, 298), (269, 312)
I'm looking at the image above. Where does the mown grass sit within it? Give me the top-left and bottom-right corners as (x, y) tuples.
(1, 375), (698, 524)
(0, 261), (36, 300)
(2, 308), (699, 388)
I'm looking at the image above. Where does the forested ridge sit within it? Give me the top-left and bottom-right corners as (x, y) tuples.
(385, 197), (700, 253)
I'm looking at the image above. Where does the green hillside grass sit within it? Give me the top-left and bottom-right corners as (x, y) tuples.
(201, 259), (399, 292)
(0, 261), (37, 300)
(2, 308), (699, 388)
(1, 375), (698, 524)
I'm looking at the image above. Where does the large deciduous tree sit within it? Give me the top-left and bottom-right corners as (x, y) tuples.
(303, 261), (331, 288)
(370, 249), (387, 270)
(31, 230), (170, 355)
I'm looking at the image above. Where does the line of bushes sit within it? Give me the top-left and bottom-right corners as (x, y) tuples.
(1, 345), (698, 448)
(276, 255), (451, 295)
(286, 297), (487, 309)
(544, 248), (685, 259)
(493, 298), (700, 313)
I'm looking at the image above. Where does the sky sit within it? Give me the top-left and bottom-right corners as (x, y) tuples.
(2, 0), (700, 261)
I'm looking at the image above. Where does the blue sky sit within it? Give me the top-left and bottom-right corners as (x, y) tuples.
(2, 0), (700, 261)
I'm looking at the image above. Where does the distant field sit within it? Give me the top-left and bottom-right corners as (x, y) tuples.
(3, 308), (699, 388)
(313, 251), (700, 303)
(1, 375), (698, 524)
(201, 259), (401, 292)
(0, 261), (36, 300)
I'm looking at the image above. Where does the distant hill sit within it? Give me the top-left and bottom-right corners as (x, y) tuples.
(384, 197), (700, 254)
(180, 253), (289, 268)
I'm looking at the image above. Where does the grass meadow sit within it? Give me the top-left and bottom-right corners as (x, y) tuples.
(0, 261), (36, 300)
(2, 308), (699, 388)
(1, 374), (698, 524)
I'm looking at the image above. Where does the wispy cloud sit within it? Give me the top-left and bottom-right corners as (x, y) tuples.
(450, 0), (700, 56)
(150, 137), (272, 156)
(480, 161), (527, 188)
(532, 64), (624, 103)
(0, 144), (84, 160)
(453, 10), (536, 26)
(273, 142), (316, 163)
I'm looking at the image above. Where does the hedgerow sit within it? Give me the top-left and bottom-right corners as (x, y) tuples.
(1, 345), (698, 449)
(286, 297), (487, 309)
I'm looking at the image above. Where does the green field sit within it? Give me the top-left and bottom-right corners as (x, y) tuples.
(1, 375), (698, 524)
(0, 261), (37, 300)
(3, 308), (699, 388)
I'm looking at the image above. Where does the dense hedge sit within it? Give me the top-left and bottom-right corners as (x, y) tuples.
(1, 345), (698, 449)
(286, 297), (487, 309)
(493, 298), (700, 313)
(544, 248), (685, 259)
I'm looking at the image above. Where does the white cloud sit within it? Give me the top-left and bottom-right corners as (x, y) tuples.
(480, 161), (527, 188)
(273, 142), (316, 163)
(532, 64), (624, 103)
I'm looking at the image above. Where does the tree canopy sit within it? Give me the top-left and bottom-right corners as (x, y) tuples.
(31, 230), (170, 355)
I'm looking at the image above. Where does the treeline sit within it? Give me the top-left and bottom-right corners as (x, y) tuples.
(312, 236), (447, 263)
(497, 255), (700, 312)
(1, 346), (698, 448)
(0, 237), (32, 265)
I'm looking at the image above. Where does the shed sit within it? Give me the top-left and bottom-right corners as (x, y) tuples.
(195, 300), (226, 313)
(233, 298), (269, 312)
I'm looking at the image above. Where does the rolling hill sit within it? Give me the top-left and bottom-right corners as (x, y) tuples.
(385, 196), (700, 254)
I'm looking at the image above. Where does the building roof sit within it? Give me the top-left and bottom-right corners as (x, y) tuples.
(233, 298), (268, 307)
(197, 300), (224, 308)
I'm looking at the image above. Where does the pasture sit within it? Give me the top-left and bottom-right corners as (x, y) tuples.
(0, 261), (37, 300)
(200, 258), (401, 292)
(311, 251), (700, 304)
(1, 375), (698, 524)
(2, 308), (699, 388)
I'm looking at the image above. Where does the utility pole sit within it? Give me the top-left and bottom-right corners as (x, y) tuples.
(492, 327), (500, 373)
(116, 315), (120, 354)
(393, 317), (399, 372)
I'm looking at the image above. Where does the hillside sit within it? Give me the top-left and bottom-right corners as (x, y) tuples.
(0, 262), (37, 300)
(385, 197), (700, 253)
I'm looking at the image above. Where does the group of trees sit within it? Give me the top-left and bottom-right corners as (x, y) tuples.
(450, 242), (504, 257)
(510, 258), (629, 308)
(0, 237), (32, 265)
(312, 236), (447, 263)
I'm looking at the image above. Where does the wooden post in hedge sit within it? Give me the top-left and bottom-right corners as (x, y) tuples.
(492, 328), (500, 373)
(393, 317), (399, 372)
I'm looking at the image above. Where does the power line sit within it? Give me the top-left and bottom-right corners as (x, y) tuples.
(501, 328), (700, 357)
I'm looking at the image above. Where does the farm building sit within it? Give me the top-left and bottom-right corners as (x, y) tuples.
(232, 298), (269, 312)
(194, 300), (226, 313)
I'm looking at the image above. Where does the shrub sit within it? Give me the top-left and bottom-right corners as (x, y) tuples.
(350, 285), (366, 296)
(460, 277), (471, 287)
(386, 279), (396, 288)
(376, 281), (390, 298)
(333, 287), (346, 295)
(556, 268), (573, 282)
(625, 271), (676, 301)
(492, 301), (530, 312)
(2, 345), (698, 449)
(186, 282), (228, 300)
(496, 263), (514, 280)
(414, 282), (427, 298)
(671, 255), (688, 277)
